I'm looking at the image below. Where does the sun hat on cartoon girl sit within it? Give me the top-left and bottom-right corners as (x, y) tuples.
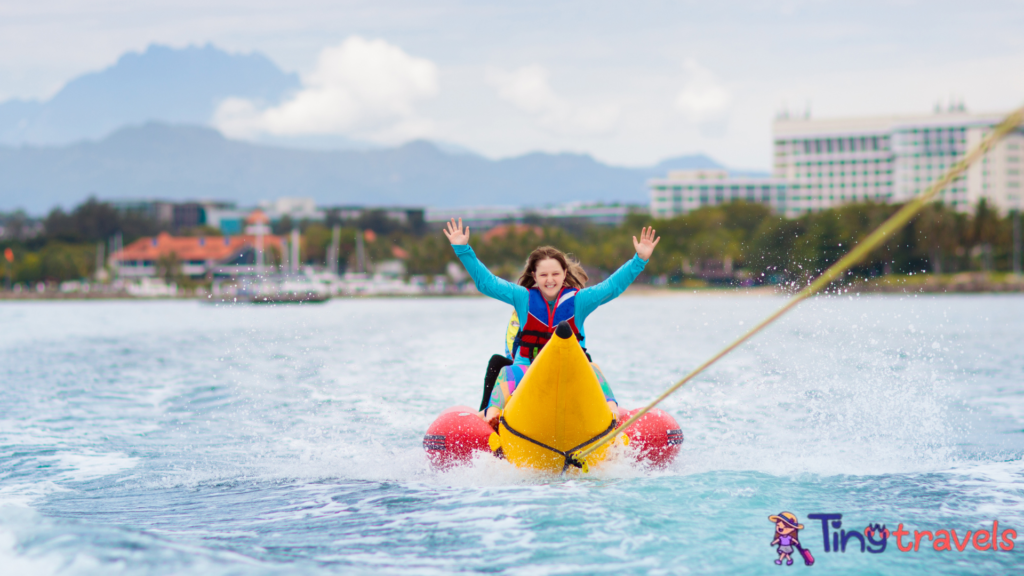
(769, 512), (804, 530)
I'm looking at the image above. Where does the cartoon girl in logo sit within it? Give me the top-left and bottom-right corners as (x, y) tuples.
(769, 512), (804, 566)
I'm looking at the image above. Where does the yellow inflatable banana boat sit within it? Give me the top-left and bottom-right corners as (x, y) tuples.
(424, 322), (682, 473)
(492, 322), (620, 472)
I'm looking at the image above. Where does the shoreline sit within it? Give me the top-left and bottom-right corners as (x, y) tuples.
(3, 276), (1024, 302)
(623, 273), (1024, 297)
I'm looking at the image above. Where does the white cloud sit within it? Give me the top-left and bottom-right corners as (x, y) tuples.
(674, 58), (732, 124)
(485, 65), (619, 137)
(214, 36), (438, 142)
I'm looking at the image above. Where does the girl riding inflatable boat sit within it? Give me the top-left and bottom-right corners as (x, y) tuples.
(424, 218), (682, 472)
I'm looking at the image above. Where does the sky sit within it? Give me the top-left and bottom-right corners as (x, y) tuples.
(1, 0), (1023, 169)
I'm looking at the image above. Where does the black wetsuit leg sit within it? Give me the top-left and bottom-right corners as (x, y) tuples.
(480, 354), (514, 412)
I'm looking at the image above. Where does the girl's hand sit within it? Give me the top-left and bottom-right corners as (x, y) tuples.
(633, 226), (661, 260)
(443, 218), (470, 245)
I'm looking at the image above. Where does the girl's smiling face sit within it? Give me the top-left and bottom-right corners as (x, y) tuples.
(776, 521), (793, 535)
(532, 258), (566, 301)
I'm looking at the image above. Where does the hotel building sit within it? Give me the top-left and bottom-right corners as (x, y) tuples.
(427, 202), (640, 230)
(648, 169), (789, 218)
(650, 109), (1023, 219)
(773, 110), (1023, 216)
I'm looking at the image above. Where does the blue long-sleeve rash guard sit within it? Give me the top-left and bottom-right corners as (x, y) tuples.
(451, 244), (647, 357)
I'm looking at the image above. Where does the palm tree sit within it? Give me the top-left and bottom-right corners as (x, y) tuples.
(971, 199), (1000, 271)
(913, 203), (958, 274)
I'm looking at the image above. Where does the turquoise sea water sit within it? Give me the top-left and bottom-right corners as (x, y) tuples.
(1, 294), (1023, 574)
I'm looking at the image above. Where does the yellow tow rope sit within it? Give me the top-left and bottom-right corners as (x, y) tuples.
(571, 104), (1024, 468)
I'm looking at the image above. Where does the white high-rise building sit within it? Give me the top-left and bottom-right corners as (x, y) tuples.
(773, 110), (1023, 216)
(648, 169), (789, 218)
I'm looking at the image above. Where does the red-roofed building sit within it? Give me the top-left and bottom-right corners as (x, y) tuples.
(112, 231), (283, 278)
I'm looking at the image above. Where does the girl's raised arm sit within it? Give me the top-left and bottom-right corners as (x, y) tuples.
(574, 226), (658, 318)
(446, 217), (524, 307)
(632, 226), (661, 261)
(443, 218), (470, 245)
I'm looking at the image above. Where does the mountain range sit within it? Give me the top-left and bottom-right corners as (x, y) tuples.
(0, 44), (762, 213)
(0, 44), (299, 146)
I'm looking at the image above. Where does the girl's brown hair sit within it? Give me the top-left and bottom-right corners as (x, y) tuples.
(517, 246), (588, 289)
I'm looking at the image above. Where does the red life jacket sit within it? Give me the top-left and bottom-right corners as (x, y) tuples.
(513, 287), (582, 361)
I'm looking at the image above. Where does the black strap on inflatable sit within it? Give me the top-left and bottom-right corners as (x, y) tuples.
(499, 415), (617, 474)
(514, 337), (591, 362)
(480, 354), (514, 412)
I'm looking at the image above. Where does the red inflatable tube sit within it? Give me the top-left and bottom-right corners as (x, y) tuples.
(423, 406), (495, 470)
(615, 407), (683, 469)
(423, 405), (683, 470)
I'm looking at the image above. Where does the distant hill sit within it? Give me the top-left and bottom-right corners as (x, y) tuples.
(0, 123), (744, 213)
(0, 44), (299, 146)
(0, 44), (764, 212)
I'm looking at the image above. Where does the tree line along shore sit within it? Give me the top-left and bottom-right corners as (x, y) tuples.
(1, 197), (1022, 296)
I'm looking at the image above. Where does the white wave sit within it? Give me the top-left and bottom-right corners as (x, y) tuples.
(0, 482), (71, 508)
(0, 505), (63, 576)
(39, 452), (139, 483)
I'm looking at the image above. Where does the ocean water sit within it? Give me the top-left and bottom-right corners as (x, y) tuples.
(1, 293), (1022, 575)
